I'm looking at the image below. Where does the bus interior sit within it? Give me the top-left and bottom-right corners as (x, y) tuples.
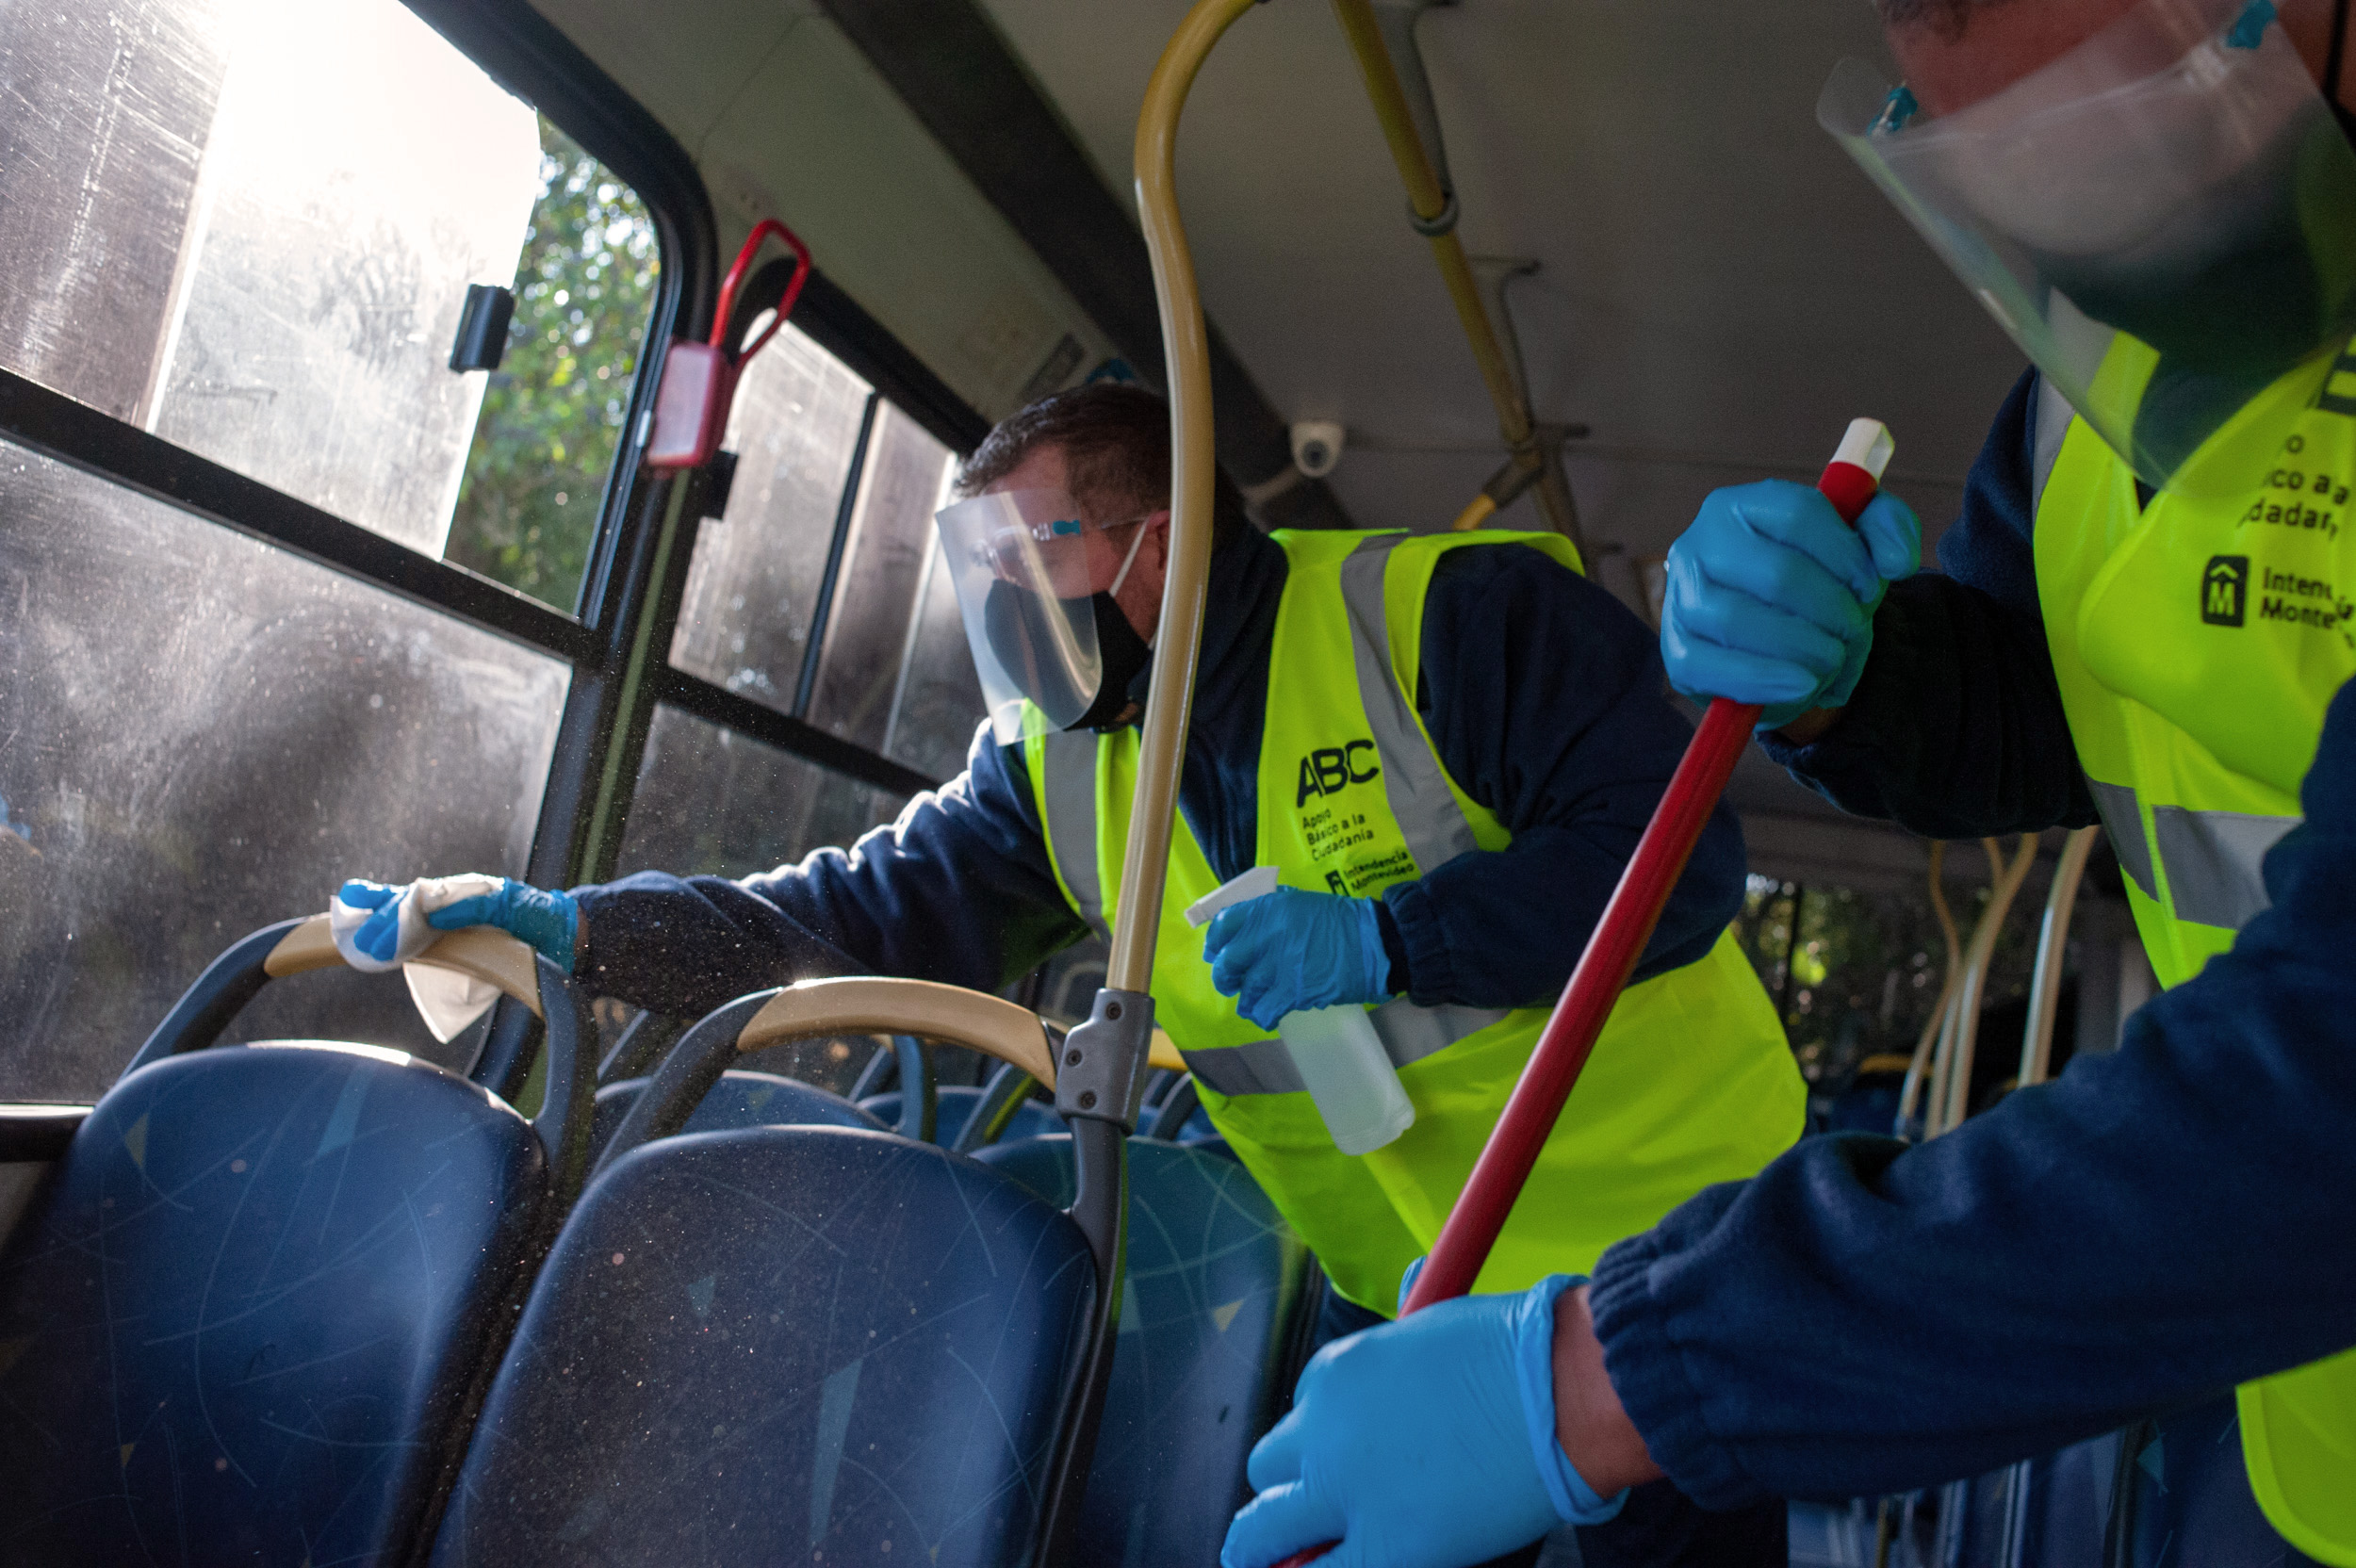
(0, 0), (2205, 1564)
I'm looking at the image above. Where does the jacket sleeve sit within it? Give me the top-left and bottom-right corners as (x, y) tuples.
(1381, 544), (1748, 1010)
(570, 721), (1088, 1017)
(1586, 678), (2356, 1508)
(1759, 369), (2100, 838)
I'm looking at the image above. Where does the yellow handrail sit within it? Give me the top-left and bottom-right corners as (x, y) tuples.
(2019, 825), (2101, 1089)
(1329, 0), (1580, 542)
(1896, 841), (1961, 1135)
(1118, 0), (1263, 994)
(1933, 835), (2041, 1135)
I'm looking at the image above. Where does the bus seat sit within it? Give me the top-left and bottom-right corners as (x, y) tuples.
(2114, 1396), (2324, 1566)
(0, 916), (594, 1568)
(592, 1067), (884, 1152)
(862, 1082), (1063, 1147)
(973, 1133), (1317, 1566)
(2003, 1430), (2122, 1565)
(429, 1126), (1095, 1567)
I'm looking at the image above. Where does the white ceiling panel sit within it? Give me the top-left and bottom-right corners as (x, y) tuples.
(971, 0), (2028, 551)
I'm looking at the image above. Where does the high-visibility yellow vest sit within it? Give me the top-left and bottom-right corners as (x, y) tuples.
(1023, 527), (1803, 1312)
(2033, 349), (2356, 1564)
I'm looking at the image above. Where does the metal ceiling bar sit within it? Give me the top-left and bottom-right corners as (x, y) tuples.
(1329, 0), (1583, 545)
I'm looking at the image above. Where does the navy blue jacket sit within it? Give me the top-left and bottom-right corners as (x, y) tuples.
(573, 526), (1746, 1023)
(1590, 371), (2356, 1506)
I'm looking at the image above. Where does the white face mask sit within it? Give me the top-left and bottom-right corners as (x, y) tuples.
(1822, 0), (2356, 494)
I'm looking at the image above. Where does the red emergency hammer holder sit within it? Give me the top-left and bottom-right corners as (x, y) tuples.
(644, 218), (813, 470)
(1271, 417), (1893, 1568)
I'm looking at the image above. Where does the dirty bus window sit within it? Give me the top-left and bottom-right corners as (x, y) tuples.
(0, 0), (655, 612)
(444, 122), (662, 610)
(666, 326), (985, 781)
(0, 441), (568, 1102)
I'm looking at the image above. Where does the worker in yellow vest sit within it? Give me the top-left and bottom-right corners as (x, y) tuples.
(358, 381), (1804, 1567)
(1225, 2), (2356, 1566)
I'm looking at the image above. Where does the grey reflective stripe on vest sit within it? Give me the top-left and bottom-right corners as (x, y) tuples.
(2030, 373), (2075, 520)
(2088, 779), (2157, 901)
(1039, 727), (1106, 941)
(1183, 996), (1513, 1098)
(1336, 534), (1481, 872)
(2151, 806), (2297, 929)
(2086, 777), (2298, 929)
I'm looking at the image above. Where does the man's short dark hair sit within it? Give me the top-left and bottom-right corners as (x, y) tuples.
(1875, 0), (2018, 40)
(956, 382), (1250, 550)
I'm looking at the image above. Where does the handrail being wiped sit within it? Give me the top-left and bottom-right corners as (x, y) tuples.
(1329, 0), (1580, 544)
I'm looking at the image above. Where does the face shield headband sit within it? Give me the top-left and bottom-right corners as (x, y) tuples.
(935, 488), (1159, 743)
(1822, 0), (2356, 496)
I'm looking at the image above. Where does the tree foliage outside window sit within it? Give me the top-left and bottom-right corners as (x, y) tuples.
(445, 117), (658, 609)
(1739, 868), (2047, 1092)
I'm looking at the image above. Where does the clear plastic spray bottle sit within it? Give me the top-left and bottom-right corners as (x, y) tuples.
(1186, 867), (1415, 1155)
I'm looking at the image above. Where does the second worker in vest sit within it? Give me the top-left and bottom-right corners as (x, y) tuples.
(350, 383), (1806, 1567)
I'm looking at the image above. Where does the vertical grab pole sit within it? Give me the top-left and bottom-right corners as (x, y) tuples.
(1119, 0), (1264, 998)
(2020, 826), (2101, 1089)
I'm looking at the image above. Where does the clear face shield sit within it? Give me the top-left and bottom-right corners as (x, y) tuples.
(935, 488), (1156, 743)
(1821, 0), (2356, 496)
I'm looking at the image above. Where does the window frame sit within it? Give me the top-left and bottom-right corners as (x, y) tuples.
(625, 259), (992, 823)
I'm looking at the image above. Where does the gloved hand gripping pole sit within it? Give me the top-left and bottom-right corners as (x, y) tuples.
(1401, 417), (1892, 1309)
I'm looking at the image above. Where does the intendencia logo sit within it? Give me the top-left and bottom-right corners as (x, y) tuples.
(2202, 555), (2250, 628)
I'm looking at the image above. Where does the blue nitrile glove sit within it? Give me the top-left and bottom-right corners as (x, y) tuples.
(335, 875), (580, 974)
(1203, 888), (1389, 1031)
(424, 877), (580, 973)
(1661, 480), (1920, 730)
(1221, 1276), (1624, 1568)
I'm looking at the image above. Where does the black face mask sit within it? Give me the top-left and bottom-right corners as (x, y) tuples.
(982, 582), (1153, 732)
(2033, 106), (2356, 392)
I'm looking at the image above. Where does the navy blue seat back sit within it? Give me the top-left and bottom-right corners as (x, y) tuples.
(2117, 1396), (2322, 1566)
(592, 1068), (883, 1152)
(432, 1126), (1095, 1568)
(0, 1042), (549, 1567)
(1932, 1429), (2119, 1568)
(863, 1083), (1064, 1148)
(974, 1134), (1315, 1565)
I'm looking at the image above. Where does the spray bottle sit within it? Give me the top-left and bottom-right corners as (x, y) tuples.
(1185, 866), (1415, 1155)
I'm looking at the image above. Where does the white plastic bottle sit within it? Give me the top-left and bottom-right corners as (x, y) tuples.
(1185, 867), (1416, 1155)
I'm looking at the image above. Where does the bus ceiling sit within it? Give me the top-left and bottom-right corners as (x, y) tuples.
(528, 0), (2019, 552)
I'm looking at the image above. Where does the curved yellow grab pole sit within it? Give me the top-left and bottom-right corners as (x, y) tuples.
(1113, 0), (1262, 995)
(2019, 825), (2100, 1088)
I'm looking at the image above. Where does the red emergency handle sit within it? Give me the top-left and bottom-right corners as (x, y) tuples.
(1270, 419), (1892, 1568)
(645, 219), (813, 471)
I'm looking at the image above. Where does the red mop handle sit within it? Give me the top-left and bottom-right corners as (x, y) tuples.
(1270, 418), (1890, 1568)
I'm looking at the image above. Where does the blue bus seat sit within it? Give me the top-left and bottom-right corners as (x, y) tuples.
(430, 1126), (1095, 1567)
(973, 1133), (1316, 1566)
(862, 1082), (1063, 1147)
(0, 1043), (552, 1566)
(593, 1067), (882, 1152)
(2115, 1396), (2322, 1566)
(0, 914), (592, 1568)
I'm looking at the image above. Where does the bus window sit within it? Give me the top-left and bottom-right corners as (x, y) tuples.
(444, 121), (661, 611)
(0, 449), (568, 1102)
(800, 404), (976, 768)
(0, 0), (655, 613)
(616, 707), (906, 886)
(647, 321), (984, 867)
(668, 325), (875, 708)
